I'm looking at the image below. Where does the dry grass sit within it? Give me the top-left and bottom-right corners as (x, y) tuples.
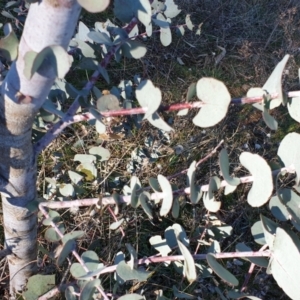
(0, 0), (300, 299)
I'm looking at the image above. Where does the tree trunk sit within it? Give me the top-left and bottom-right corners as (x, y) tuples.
(0, 0), (81, 297)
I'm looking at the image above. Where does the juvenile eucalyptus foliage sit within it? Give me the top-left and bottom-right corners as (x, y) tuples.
(0, 0), (300, 299)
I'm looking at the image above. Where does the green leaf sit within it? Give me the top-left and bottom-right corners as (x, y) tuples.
(270, 227), (300, 300)
(193, 78), (231, 127)
(251, 221), (266, 245)
(70, 251), (100, 279)
(149, 177), (162, 193)
(118, 294), (145, 300)
(87, 31), (112, 46)
(160, 26), (172, 47)
(235, 243), (268, 268)
(116, 260), (151, 282)
(62, 231), (85, 244)
(177, 239), (197, 283)
(109, 218), (124, 230)
(130, 176), (141, 208)
(187, 161), (202, 204)
(239, 152), (273, 207)
(80, 279), (101, 300)
(164, 0), (181, 18)
(177, 82), (196, 116)
(136, 79), (162, 119)
(89, 146), (110, 161)
(227, 290), (262, 300)
(114, 0), (151, 27)
(219, 149), (240, 186)
(185, 14), (194, 30)
(68, 170), (83, 185)
(262, 54), (289, 109)
(158, 174), (173, 216)
(95, 119), (106, 134)
(149, 235), (171, 257)
(269, 193), (290, 222)
(139, 191), (153, 219)
(121, 40), (147, 59)
(277, 132), (300, 184)
(42, 210), (61, 226)
(65, 286), (77, 300)
(57, 239), (75, 266)
(24, 45), (71, 80)
(206, 253), (239, 286)
(262, 109), (278, 130)
(203, 176), (221, 213)
(260, 215), (278, 249)
(59, 183), (75, 197)
(146, 112), (173, 131)
(77, 0), (109, 13)
(76, 162), (97, 181)
(277, 188), (300, 228)
(23, 274), (55, 299)
(44, 224), (65, 242)
(0, 23), (18, 61)
(287, 96), (300, 122)
(172, 196), (180, 218)
(172, 286), (195, 299)
(165, 223), (189, 249)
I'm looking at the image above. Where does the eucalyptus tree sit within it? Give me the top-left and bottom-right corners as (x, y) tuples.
(0, 0), (105, 296)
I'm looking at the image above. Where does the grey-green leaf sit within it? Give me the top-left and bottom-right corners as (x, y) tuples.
(219, 149), (240, 186)
(118, 294), (145, 300)
(287, 96), (300, 122)
(270, 227), (300, 300)
(206, 253), (239, 286)
(0, 23), (18, 61)
(23, 274), (55, 299)
(277, 132), (300, 184)
(77, 0), (109, 13)
(146, 112), (173, 131)
(158, 174), (173, 216)
(187, 161), (202, 204)
(177, 239), (197, 283)
(136, 80), (162, 119)
(116, 261), (151, 282)
(185, 14), (194, 30)
(239, 152), (273, 207)
(24, 45), (71, 80)
(80, 279), (101, 300)
(164, 0), (181, 18)
(89, 146), (110, 161)
(122, 40), (147, 59)
(160, 26), (172, 47)
(235, 243), (268, 268)
(114, 0), (151, 27)
(263, 54), (290, 109)
(193, 78), (231, 128)
(139, 192), (153, 219)
(269, 192), (290, 222)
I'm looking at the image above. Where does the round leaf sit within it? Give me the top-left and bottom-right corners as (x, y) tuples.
(77, 0), (109, 13)
(193, 78), (231, 127)
(136, 80), (162, 119)
(80, 279), (101, 300)
(239, 152), (273, 207)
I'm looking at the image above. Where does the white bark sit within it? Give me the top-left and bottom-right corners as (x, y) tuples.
(0, 0), (81, 296)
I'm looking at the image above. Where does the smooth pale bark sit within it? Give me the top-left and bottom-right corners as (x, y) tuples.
(0, 0), (81, 296)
